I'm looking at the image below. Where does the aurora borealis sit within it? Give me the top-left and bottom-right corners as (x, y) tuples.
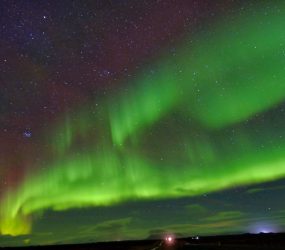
(2, 0), (285, 247)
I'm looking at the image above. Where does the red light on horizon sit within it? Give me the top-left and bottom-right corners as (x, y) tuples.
(165, 236), (174, 244)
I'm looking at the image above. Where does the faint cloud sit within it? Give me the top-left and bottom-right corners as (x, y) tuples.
(246, 185), (285, 194)
(203, 211), (245, 222)
(185, 204), (208, 216)
(78, 217), (133, 241)
(80, 217), (132, 233)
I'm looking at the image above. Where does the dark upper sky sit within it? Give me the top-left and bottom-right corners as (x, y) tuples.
(1, 0), (285, 247)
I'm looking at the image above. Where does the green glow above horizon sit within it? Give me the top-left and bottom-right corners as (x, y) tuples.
(2, 2), (285, 237)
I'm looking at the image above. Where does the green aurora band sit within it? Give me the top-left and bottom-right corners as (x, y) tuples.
(2, 2), (285, 236)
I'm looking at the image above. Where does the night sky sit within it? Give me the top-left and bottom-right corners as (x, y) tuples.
(1, 0), (285, 247)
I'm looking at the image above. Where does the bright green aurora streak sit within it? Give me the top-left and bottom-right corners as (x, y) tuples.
(1, 3), (285, 236)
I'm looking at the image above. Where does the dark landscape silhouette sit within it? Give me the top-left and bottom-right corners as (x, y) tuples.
(2, 233), (285, 250)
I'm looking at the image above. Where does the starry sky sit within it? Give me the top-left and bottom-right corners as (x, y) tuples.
(1, 0), (285, 247)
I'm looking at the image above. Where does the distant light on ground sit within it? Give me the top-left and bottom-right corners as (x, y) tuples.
(249, 222), (281, 234)
(165, 235), (174, 245)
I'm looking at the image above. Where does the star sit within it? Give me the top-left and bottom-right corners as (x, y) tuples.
(23, 130), (32, 138)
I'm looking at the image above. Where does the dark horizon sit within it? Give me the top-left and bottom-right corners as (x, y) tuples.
(2, 232), (285, 249)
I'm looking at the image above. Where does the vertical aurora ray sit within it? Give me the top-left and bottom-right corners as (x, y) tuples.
(2, 1), (285, 236)
(109, 60), (181, 145)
